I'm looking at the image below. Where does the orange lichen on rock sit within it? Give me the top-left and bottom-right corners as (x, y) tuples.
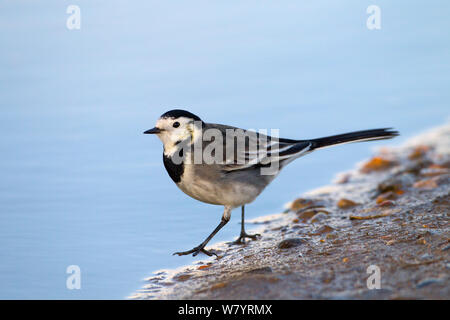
(376, 191), (399, 204)
(210, 282), (227, 290)
(198, 265), (211, 270)
(408, 145), (430, 160)
(337, 198), (359, 209)
(360, 157), (396, 173)
(349, 212), (392, 220)
(289, 198), (316, 211)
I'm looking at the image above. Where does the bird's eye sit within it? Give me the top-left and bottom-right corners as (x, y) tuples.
(173, 121), (180, 128)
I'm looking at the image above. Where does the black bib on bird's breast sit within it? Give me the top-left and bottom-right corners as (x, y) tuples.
(163, 151), (184, 184)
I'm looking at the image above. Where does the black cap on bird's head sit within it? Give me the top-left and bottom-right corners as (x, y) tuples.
(160, 109), (202, 122)
(144, 109), (202, 135)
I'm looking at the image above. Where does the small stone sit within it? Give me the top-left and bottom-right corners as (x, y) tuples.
(246, 267), (273, 274)
(310, 212), (328, 223)
(416, 238), (427, 245)
(413, 178), (439, 189)
(402, 159), (431, 175)
(420, 253), (433, 260)
(310, 225), (335, 236)
(210, 282), (227, 290)
(416, 278), (443, 288)
(386, 240), (396, 246)
(325, 233), (338, 240)
(278, 238), (305, 249)
(420, 167), (450, 177)
(376, 191), (399, 204)
(173, 273), (192, 282)
(297, 210), (317, 222)
(377, 200), (396, 207)
(320, 270), (335, 284)
(289, 198), (316, 211)
(337, 199), (359, 209)
(377, 174), (414, 193)
(361, 157), (397, 173)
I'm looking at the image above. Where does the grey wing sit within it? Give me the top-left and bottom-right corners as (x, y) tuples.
(201, 123), (313, 173)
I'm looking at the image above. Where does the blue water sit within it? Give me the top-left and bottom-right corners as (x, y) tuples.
(0, 1), (449, 299)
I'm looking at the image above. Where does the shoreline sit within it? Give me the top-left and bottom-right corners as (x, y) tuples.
(130, 123), (449, 300)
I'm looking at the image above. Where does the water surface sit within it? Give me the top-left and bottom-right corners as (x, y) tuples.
(0, 1), (449, 298)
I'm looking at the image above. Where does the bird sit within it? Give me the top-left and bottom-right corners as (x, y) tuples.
(144, 109), (399, 257)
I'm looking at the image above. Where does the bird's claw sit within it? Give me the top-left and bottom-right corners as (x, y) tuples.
(231, 232), (260, 245)
(173, 246), (217, 257)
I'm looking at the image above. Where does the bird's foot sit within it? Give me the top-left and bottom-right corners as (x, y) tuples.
(173, 245), (217, 257)
(231, 232), (260, 245)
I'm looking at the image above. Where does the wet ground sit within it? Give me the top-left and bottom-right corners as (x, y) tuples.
(131, 124), (449, 300)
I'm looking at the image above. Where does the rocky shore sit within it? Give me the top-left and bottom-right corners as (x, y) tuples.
(131, 124), (449, 300)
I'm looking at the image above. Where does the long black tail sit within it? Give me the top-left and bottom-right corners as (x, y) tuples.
(309, 128), (399, 150)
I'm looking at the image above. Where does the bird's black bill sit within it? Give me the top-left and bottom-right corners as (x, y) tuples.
(143, 127), (161, 134)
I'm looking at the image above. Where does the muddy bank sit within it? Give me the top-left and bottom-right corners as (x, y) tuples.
(131, 124), (450, 300)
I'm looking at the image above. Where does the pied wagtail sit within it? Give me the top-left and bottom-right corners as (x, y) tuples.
(144, 109), (398, 256)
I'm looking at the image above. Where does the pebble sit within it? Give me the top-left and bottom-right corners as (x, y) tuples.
(278, 238), (305, 249)
(246, 267), (273, 274)
(416, 278), (443, 289)
(420, 253), (433, 260)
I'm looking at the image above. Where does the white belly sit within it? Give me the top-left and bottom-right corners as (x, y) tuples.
(177, 163), (262, 207)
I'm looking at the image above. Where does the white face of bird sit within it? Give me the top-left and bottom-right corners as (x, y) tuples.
(145, 116), (202, 154)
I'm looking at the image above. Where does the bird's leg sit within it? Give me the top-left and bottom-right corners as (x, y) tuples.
(232, 206), (260, 244)
(173, 207), (231, 257)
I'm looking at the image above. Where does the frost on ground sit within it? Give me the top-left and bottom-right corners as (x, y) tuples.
(131, 124), (450, 300)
